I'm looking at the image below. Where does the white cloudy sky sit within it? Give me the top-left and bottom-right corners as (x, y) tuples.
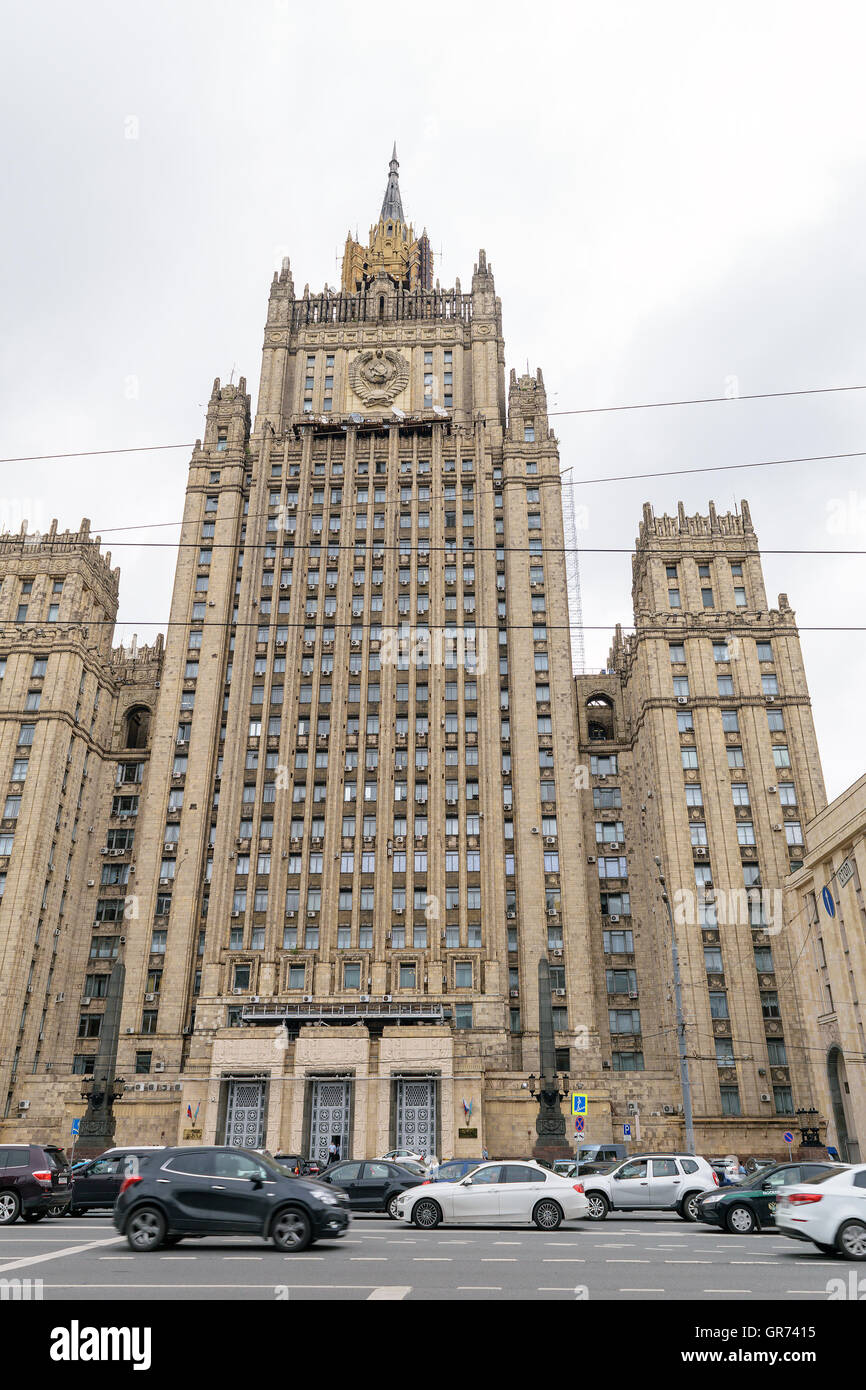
(2, 1), (866, 800)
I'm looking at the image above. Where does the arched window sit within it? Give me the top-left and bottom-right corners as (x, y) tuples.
(586, 694), (614, 741)
(124, 706), (151, 749)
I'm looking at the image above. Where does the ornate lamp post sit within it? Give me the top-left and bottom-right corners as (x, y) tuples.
(796, 1107), (822, 1149)
(529, 957), (574, 1164)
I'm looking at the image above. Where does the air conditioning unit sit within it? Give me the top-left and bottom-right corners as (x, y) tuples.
(509, 988), (519, 998)
(628, 991), (638, 1000)
(145, 993), (155, 1003)
(81, 996), (91, 1006)
(153, 1061), (165, 1073)
(18, 1100), (30, 1110)
(134, 1082), (145, 1092)
(544, 836), (555, 846)
(627, 1102), (638, 1114)
(308, 909), (318, 918)
(765, 696), (776, 703)
(87, 879), (95, 887)
(303, 994), (313, 1003)
(55, 993), (64, 1003)
(554, 988), (566, 997)
(383, 994), (392, 1002)
(548, 908), (558, 918)
(587, 855), (596, 864)
(359, 994), (370, 1003)
(676, 696), (688, 705)
(767, 785), (778, 793)
(662, 1104), (675, 1115)
(232, 910), (241, 918)
(694, 847), (708, 857)
(552, 948), (563, 958)
(772, 824), (783, 832)
(760, 1092), (772, 1103)
(609, 915), (620, 924)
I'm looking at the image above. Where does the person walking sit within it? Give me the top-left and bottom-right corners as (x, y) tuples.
(327, 1137), (338, 1166)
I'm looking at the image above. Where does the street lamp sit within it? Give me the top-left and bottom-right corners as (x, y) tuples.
(796, 1107), (822, 1147)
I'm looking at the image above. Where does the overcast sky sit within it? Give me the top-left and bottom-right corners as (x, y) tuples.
(2, 1), (865, 801)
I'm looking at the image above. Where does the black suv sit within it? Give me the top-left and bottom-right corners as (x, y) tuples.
(0, 1143), (71, 1223)
(317, 1159), (427, 1218)
(69, 1147), (165, 1214)
(113, 1146), (351, 1252)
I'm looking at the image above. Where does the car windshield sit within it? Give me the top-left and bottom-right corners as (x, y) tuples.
(798, 1167), (849, 1185)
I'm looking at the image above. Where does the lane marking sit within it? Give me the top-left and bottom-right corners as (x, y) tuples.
(606, 1259), (650, 1263)
(543, 1257), (585, 1263)
(0, 1234), (124, 1274)
(704, 1288), (752, 1294)
(366, 1286), (411, 1300)
(481, 1258), (517, 1262)
(412, 1257), (451, 1262)
(351, 1257), (388, 1262)
(457, 1285), (502, 1290)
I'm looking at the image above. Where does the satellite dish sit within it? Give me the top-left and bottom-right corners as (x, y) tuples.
(392, 408), (406, 421)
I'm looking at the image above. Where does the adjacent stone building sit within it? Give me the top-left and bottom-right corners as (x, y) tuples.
(0, 154), (849, 1160)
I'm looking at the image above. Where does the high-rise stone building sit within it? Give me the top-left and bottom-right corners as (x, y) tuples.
(0, 155), (844, 1160)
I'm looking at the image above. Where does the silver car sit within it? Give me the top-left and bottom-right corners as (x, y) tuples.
(582, 1153), (718, 1221)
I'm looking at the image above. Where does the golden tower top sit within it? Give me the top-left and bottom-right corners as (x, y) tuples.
(340, 146), (433, 294)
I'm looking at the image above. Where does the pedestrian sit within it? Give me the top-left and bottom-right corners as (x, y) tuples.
(427, 1153), (440, 1178)
(481, 1146), (489, 1161)
(327, 1137), (338, 1166)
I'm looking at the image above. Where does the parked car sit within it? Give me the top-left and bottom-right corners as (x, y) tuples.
(380, 1149), (424, 1166)
(317, 1159), (426, 1218)
(0, 1142), (71, 1224)
(394, 1159), (427, 1179)
(697, 1161), (841, 1233)
(432, 1159), (485, 1183)
(68, 1147), (165, 1214)
(552, 1160), (577, 1177)
(776, 1164), (866, 1258)
(582, 1153), (717, 1221)
(574, 1144), (628, 1174)
(273, 1154), (320, 1177)
(113, 1146), (351, 1252)
(394, 1160), (589, 1230)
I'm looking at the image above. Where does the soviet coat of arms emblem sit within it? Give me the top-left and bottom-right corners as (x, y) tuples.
(349, 348), (410, 406)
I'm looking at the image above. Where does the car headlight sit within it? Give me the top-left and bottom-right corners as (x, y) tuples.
(318, 1193), (339, 1206)
(700, 1196), (720, 1207)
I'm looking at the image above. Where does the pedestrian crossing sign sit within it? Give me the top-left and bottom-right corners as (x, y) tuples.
(571, 1092), (587, 1116)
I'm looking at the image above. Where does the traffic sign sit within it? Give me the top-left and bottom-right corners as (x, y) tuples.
(571, 1092), (587, 1116)
(837, 858), (854, 889)
(783, 1131), (794, 1145)
(623, 1123), (631, 1139)
(70, 1117), (80, 1139)
(822, 886), (836, 918)
(574, 1116), (585, 1133)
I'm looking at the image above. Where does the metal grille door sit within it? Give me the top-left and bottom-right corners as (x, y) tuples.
(309, 1080), (352, 1165)
(395, 1078), (437, 1156)
(223, 1079), (265, 1149)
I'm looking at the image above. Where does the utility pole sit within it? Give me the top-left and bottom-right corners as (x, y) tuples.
(655, 856), (696, 1154)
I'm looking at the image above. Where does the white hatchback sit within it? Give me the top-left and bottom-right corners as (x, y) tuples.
(394, 1160), (589, 1230)
(776, 1164), (866, 1258)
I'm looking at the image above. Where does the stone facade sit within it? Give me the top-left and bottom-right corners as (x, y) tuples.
(786, 774), (866, 1161)
(0, 157), (839, 1163)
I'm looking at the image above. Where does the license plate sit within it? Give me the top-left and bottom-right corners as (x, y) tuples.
(57, 1176), (67, 1185)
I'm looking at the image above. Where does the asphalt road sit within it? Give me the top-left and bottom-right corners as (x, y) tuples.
(0, 1210), (855, 1301)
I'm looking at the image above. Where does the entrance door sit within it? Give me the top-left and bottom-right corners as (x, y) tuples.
(309, 1079), (352, 1167)
(223, 1079), (266, 1149)
(395, 1078), (437, 1156)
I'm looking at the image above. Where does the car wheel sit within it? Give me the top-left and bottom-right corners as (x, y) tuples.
(679, 1192), (702, 1222)
(0, 1191), (21, 1225)
(585, 1192), (609, 1221)
(22, 1210), (47, 1223)
(271, 1207), (313, 1253)
(386, 1193), (402, 1220)
(836, 1220), (866, 1260)
(126, 1206), (167, 1252)
(726, 1204), (758, 1235)
(412, 1198), (442, 1229)
(46, 1203), (67, 1219)
(533, 1199), (563, 1231)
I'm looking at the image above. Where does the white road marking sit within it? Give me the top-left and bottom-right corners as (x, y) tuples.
(458, 1286), (502, 1290)
(351, 1257), (388, 1261)
(704, 1289), (752, 1294)
(620, 1287), (665, 1292)
(367, 1286), (411, 1300)
(222, 1256), (262, 1261)
(606, 1259), (650, 1263)
(0, 1234), (123, 1274)
(481, 1258), (517, 1262)
(542, 1257), (585, 1263)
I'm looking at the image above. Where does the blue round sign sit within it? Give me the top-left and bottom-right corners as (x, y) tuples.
(822, 886), (836, 917)
(783, 1132), (794, 1144)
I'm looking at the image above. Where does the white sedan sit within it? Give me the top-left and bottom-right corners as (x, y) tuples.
(776, 1163), (866, 1257)
(394, 1160), (589, 1230)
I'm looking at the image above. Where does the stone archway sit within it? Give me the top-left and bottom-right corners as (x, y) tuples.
(828, 1046), (860, 1162)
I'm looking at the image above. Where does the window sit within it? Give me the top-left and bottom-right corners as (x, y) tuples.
(455, 962), (473, 989)
(669, 643), (685, 663)
(399, 963), (416, 990)
(455, 1003), (473, 1029)
(668, 589), (681, 608)
(774, 1087), (794, 1115)
(720, 1086), (741, 1116)
(344, 962), (361, 990)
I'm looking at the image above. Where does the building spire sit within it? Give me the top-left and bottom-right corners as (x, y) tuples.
(380, 142), (404, 223)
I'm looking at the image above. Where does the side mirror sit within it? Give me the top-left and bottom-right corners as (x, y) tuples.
(250, 1176), (263, 1190)
(460, 1177), (473, 1186)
